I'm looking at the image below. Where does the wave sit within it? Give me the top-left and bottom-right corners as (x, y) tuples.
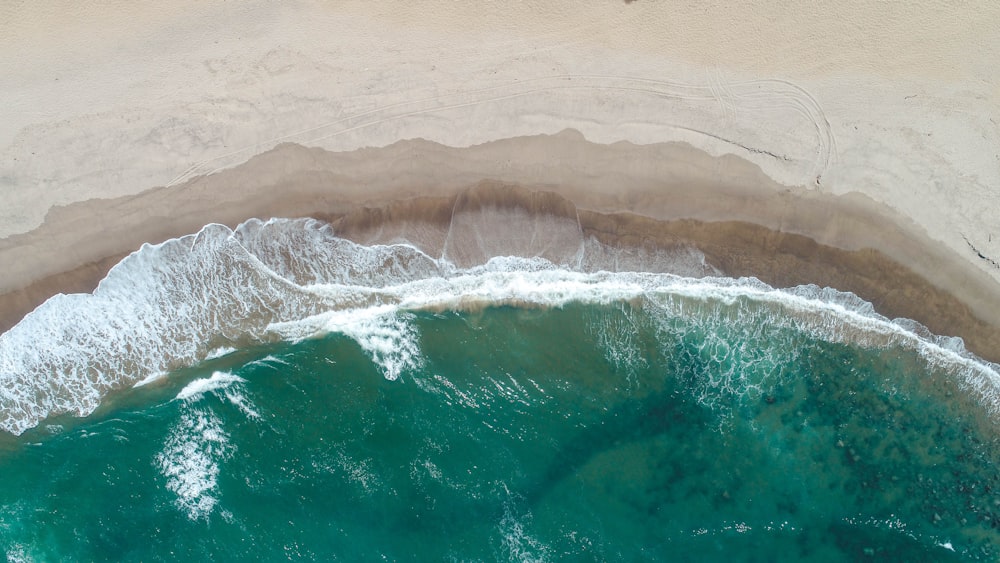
(1, 217), (999, 436)
(175, 371), (247, 402)
(158, 370), (260, 520)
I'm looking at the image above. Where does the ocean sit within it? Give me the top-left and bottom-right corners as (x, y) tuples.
(2, 218), (999, 561)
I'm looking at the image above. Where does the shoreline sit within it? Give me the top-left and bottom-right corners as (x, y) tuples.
(2, 133), (999, 363)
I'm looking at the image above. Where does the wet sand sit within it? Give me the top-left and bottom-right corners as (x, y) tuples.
(1, 132), (998, 363)
(2, 2), (998, 363)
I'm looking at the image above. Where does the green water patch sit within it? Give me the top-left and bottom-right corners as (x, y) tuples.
(1, 302), (998, 561)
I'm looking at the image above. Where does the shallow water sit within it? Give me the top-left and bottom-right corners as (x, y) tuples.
(2, 219), (999, 561)
(2, 299), (999, 561)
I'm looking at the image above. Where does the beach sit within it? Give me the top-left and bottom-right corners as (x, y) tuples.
(4, 3), (1000, 557)
(2, 131), (1000, 362)
(2, 1), (998, 352)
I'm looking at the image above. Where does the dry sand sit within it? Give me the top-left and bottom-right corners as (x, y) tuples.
(1, 2), (999, 358)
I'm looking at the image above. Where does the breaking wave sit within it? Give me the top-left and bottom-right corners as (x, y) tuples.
(1, 217), (998, 435)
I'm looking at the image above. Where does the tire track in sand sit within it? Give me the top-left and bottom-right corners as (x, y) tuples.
(165, 74), (836, 189)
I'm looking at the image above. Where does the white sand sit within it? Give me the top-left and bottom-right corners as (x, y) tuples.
(1, 0), (998, 287)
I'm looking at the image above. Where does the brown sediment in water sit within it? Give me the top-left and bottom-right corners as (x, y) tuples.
(1, 132), (999, 363)
(577, 213), (1000, 361)
(333, 188), (1000, 361)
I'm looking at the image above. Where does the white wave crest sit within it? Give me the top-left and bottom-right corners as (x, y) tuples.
(2, 217), (999, 436)
(270, 306), (422, 381)
(175, 371), (260, 419)
(176, 372), (247, 402)
(0, 221), (323, 435)
(205, 346), (238, 360)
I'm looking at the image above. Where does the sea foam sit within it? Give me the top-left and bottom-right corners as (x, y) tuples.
(1, 217), (999, 436)
(157, 370), (263, 520)
(176, 372), (247, 402)
(156, 408), (233, 521)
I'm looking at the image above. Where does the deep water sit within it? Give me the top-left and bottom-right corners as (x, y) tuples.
(3, 300), (1000, 561)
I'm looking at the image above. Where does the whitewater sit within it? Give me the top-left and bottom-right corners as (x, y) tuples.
(1, 217), (998, 437)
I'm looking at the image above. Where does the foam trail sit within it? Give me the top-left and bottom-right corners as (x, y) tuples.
(156, 408), (233, 521)
(2, 217), (999, 436)
(157, 369), (265, 519)
(498, 486), (551, 563)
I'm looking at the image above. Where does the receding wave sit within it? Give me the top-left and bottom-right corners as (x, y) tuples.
(1, 217), (998, 435)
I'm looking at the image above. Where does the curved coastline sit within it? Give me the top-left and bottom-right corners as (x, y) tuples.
(1, 132), (999, 365)
(5, 3), (1000, 558)
(3, 215), (1000, 438)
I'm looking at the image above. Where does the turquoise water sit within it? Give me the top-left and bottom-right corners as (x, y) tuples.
(2, 218), (1000, 561)
(3, 300), (999, 561)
